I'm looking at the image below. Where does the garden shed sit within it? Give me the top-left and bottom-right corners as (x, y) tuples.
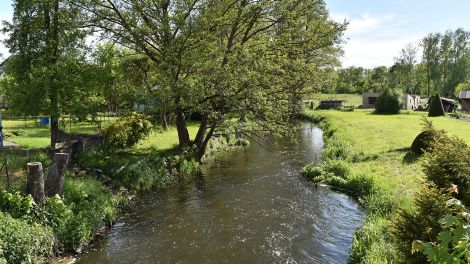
(362, 93), (381, 108)
(427, 96), (457, 113)
(460, 91), (470, 112)
(318, 99), (346, 109)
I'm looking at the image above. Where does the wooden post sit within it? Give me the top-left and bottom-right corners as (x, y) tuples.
(27, 162), (45, 205)
(46, 153), (69, 197)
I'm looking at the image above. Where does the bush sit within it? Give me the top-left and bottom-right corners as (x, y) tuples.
(416, 200), (470, 263)
(60, 176), (118, 252)
(428, 94), (446, 117)
(391, 185), (454, 263)
(374, 90), (401, 114)
(0, 211), (54, 264)
(103, 112), (153, 149)
(410, 118), (447, 155)
(422, 136), (470, 204)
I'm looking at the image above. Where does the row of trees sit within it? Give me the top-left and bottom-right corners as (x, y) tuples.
(334, 28), (470, 97)
(1, 0), (345, 159)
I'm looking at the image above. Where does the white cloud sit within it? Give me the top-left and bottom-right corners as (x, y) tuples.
(331, 12), (422, 68)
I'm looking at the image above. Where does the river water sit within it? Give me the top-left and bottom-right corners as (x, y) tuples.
(78, 124), (363, 264)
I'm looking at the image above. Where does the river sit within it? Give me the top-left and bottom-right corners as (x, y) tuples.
(78, 124), (363, 264)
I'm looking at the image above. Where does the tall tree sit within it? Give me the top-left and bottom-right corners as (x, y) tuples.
(77, 0), (345, 160)
(2, 0), (86, 148)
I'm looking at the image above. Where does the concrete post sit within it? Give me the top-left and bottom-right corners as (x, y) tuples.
(27, 162), (45, 205)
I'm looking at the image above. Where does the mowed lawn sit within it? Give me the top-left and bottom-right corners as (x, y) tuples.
(2, 116), (200, 152)
(312, 93), (363, 107)
(309, 109), (470, 209)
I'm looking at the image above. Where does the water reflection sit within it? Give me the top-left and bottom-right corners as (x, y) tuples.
(78, 124), (362, 264)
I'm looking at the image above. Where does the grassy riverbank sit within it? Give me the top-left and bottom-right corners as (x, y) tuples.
(301, 109), (470, 263)
(0, 120), (213, 262)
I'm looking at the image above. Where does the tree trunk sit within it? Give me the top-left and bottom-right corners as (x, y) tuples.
(193, 115), (208, 149)
(196, 126), (216, 161)
(176, 110), (191, 147)
(27, 162), (45, 205)
(160, 102), (168, 131)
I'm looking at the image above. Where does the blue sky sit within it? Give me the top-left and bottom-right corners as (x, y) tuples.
(1, 1), (470, 67)
(326, 0), (470, 67)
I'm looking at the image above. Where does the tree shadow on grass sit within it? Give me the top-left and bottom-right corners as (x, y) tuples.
(385, 147), (420, 164)
(402, 151), (420, 164)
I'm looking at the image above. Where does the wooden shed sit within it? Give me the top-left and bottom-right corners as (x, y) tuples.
(460, 91), (470, 112)
(317, 100), (346, 110)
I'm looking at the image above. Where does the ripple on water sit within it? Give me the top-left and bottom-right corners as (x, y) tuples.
(77, 124), (363, 264)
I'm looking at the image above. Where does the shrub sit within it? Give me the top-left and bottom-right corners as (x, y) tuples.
(374, 90), (401, 114)
(60, 176), (117, 252)
(234, 138), (250, 147)
(0, 191), (38, 220)
(416, 200), (470, 263)
(0, 211), (54, 264)
(391, 185), (454, 263)
(410, 118), (447, 155)
(428, 94), (446, 117)
(422, 136), (470, 204)
(103, 112), (153, 149)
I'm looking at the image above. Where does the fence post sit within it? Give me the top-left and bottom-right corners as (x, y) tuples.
(27, 162), (45, 205)
(46, 153), (69, 197)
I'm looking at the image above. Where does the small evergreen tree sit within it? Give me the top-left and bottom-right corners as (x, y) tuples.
(428, 94), (445, 117)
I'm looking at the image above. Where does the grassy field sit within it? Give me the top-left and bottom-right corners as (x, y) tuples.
(311, 109), (470, 208)
(308, 93), (363, 107)
(304, 108), (470, 262)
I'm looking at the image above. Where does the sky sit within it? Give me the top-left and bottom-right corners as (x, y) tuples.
(1, 1), (470, 68)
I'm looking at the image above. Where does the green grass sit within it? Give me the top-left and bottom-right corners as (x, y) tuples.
(303, 108), (470, 262)
(2, 117), (108, 149)
(136, 122), (200, 151)
(310, 93), (363, 107)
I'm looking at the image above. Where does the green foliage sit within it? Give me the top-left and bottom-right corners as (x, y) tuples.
(422, 135), (470, 203)
(322, 138), (354, 160)
(416, 200), (470, 263)
(302, 160), (350, 181)
(59, 176), (117, 252)
(391, 185), (454, 263)
(103, 113), (153, 149)
(428, 94), (446, 117)
(349, 216), (397, 264)
(411, 118), (447, 155)
(0, 211), (54, 264)
(0, 191), (37, 220)
(374, 90), (401, 114)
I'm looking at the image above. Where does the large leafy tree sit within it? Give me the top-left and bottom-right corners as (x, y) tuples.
(76, 0), (345, 159)
(2, 0), (87, 148)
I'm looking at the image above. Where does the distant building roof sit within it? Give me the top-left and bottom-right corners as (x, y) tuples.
(460, 91), (470, 99)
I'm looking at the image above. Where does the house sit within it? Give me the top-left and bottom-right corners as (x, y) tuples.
(460, 91), (470, 112)
(317, 99), (346, 110)
(362, 93), (381, 108)
(403, 94), (420, 110)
